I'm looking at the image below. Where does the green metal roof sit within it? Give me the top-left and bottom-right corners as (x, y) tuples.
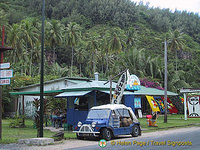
(10, 90), (62, 96)
(62, 81), (116, 92)
(133, 86), (177, 96)
(9, 80), (177, 96)
(68, 79), (88, 84)
(62, 80), (177, 96)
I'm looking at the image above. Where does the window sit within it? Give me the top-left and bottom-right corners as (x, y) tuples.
(115, 109), (131, 118)
(87, 109), (111, 119)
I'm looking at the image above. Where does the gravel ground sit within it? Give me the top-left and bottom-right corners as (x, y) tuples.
(0, 126), (199, 150)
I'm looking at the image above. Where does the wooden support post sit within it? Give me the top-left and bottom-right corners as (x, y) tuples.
(184, 93), (187, 120)
(15, 97), (18, 113)
(22, 95), (25, 126)
(94, 91), (96, 106)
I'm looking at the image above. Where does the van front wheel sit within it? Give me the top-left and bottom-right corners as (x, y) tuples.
(101, 128), (112, 141)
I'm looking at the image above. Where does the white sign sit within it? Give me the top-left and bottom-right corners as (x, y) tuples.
(112, 71), (126, 104)
(126, 73), (141, 91)
(180, 88), (200, 93)
(138, 109), (143, 118)
(0, 63), (10, 69)
(0, 79), (10, 85)
(187, 96), (200, 117)
(0, 69), (13, 78)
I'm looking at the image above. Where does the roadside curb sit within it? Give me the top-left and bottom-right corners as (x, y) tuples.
(141, 123), (200, 132)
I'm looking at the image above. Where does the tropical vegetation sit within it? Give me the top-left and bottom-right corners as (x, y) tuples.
(0, 0), (200, 113)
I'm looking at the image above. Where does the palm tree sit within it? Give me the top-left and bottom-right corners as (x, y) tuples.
(120, 47), (146, 77)
(6, 24), (22, 63)
(126, 27), (138, 48)
(20, 19), (39, 75)
(168, 29), (185, 71)
(87, 37), (99, 74)
(51, 63), (69, 77)
(46, 20), (64, 63)
(109, 32), (122, 54)
(66, 22), (81, 77)
(0, 2), (8, 26)
(75, 46), (86, 76)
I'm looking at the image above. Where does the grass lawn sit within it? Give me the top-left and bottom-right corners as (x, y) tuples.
(0, 119), (76, 144)
(139, 114), (200, 132)
(0, 114), (199, 144)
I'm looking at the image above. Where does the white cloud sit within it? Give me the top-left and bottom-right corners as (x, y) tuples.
(132, 0), (200, 14)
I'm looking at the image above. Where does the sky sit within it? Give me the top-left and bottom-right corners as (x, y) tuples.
(132, 0), (200, 14)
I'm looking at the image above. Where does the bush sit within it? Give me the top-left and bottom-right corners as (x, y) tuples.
(9, 115), (25, 128)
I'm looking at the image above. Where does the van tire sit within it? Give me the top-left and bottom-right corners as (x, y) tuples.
(101, 128), (112, 141)
(76, 133), (84, 140)
(132, 125), (139, 137)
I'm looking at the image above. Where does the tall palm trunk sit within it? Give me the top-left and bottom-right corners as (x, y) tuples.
(30, 48), (33, 76)
(79, 63), (82, 76)
(25, 41), (28, 75)
(53, 47), (55, 64)
(101, 57), (104, 74)
(106, 54), (109, 74)
(71, 46), (74, 77)
(93, 50), (96, 74)
(175, 50), (178, 72)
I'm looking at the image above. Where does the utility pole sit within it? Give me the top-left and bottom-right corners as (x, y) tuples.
(39, 0), (45, 137)
(164, 40), (168, 123)
(109, 75), (112, 103)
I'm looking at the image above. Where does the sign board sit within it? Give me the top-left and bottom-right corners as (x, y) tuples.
(134, 97), (141, 108)
(180, 88), (200, 93)
(0, 69), (13, 78)
(112, 71), (126, 104)
(0, 79), (10, 85)
(187, 96), (200, 117)
(126, 73), (141, 91)
(138, 109), (143, 118)
(0, 63), (10, 69)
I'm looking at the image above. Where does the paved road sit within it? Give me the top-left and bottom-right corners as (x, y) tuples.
(71, 126), (200, 150)
(0, 126), (199, 150)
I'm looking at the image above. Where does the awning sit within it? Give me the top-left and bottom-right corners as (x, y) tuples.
(101, 90), (135, 95)
(55, 90), (92, 98)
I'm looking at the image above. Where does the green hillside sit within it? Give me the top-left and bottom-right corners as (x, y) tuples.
(0, 0), (200, 94)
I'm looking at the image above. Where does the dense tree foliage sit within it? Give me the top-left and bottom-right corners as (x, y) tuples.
(1, 0), (200, 97)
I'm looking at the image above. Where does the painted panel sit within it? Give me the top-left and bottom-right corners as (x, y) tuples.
(187, 96), (200, 117)
(134, 97), (141, 109)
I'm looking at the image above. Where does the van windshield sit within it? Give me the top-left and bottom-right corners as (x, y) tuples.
(87, 109), (110, 119)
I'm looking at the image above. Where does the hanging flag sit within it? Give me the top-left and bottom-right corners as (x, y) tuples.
(146, 96), (160, 112)
(112, 71), (127, 104)
(161, 97), (178, 114)
(154, 96), (165, 113)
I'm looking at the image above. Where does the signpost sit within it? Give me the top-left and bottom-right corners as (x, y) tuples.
(0, 25), (13, 140)
(0, 79), (10, 85)
(180, 88), (200, 120)
(0, 63), (10, 69)
(0, 69), (13, 78)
